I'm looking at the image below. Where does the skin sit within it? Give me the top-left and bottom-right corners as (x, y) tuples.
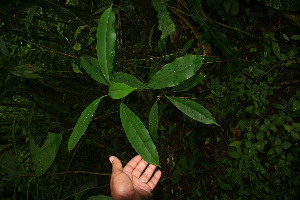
(109, 155), (162, 200)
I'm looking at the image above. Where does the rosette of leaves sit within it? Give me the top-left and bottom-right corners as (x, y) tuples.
(67, 6), (217, 166)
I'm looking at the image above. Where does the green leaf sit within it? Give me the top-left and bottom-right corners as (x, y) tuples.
(272, 41), (287, 61)
(228, 141), (241, 147)
(148, 55), (203, 89)
(112, 72), (146, 89)
(87, 195), (112, 200)
(281, 141), (292, 149)
(73, 43), (81, 51)
(167, 96), (217, 125)
(68, 96), (105, 151)
(228, 151), (240, 159)
(72, 63), (82, 74)
(96, 6), (116, 84)
(180, 39), (194, 55)
(25, 6), (37, 31)
(292, 100), (300, 112)
(149, 101), (159, 141)
(30, 132), (62, 176)
(80, 56), (109, 85)
(120, 103), (160, 166)
(0, 36), (9, 56)
(11, 64), (42, 79)
(188, 0), (240, 59)
(109, 83), (136, 99)
(290, 35), (300, 40)
(224, 0), (239, 15)
(152, 0), (176, 40)
(172, 74), (205, 92)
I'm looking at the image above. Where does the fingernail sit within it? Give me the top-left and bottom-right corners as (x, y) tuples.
(109, 156), (114, 163)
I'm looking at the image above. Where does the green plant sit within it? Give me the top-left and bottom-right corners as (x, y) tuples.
(221, 92), (300, 199)
(67, 6), (217, 167)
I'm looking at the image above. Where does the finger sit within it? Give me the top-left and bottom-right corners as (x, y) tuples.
(147, 170), (162, 191)
(123, 155), (142, 174)
(132, 159), (148, 178)
(139, 164), (157, 183)
(109, 156), (123, 175)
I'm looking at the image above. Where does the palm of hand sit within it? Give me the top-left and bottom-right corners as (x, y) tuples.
(110, 155), (162, 200)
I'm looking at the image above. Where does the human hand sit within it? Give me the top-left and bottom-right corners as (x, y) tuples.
(109, 155), (162, 200)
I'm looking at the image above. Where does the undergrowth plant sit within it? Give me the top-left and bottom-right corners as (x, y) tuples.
(221, 92), (300, 199)
(66, 6), (217, 167)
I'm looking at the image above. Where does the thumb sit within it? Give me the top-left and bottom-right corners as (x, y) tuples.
(109, 156), (123, 175)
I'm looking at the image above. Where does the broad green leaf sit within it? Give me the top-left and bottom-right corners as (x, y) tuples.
(96, 6), (116, 84)
(30, 132), (62, 176)
(148, 55), (203, 89)
(149, 101), (158, 141)
(112, 72), (146, 89)
(68, 96), (105, 151)
(80, 56), (109, 85)
(87, 195), (112, 200)
(167, 96), (217, 125)
(152, 0), (176, 40)
(0, 36), (9, 56)
(109, 83), (136, 99)
(120, 103), (160, 166)
(188, 0), (240, 59)
(172, 74), (205, 92)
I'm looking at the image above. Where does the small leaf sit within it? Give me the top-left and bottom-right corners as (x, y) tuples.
(228, 151), (240, 159)
(72, 63), (82, 74)
(290, 35), (300, 40)
(73, 43), (81, 51)
(281, 141), (292, 149)
(149, 101), (159, 141)
(109, 83), (136, 99)
(30, 132), (62, 176)
(96, 6), (116, 84)
(80, 56), (109, 85)
(112, 72), (146, 89)
(0, 36), (9, 56)
(152, 0), (176, 40)
(120, 103), (160, 166)
(148, 55), (203, 89)
(292, 100), (300, 112)
(75, 25), (88, 39)
(25, 6), (37, 31)
(68, 96), (105, 151)
(180, 39), (194, 55)
(228, 141), (241, 147)
(167, 96), (217, 125)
